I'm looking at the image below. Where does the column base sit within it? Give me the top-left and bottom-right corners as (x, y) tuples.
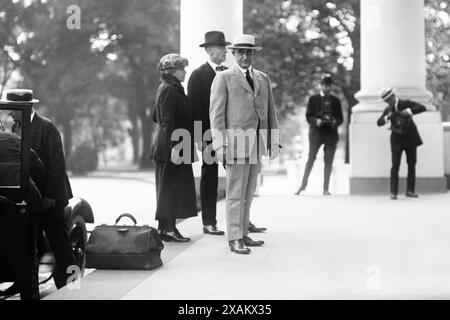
(350, 177), (448, 194)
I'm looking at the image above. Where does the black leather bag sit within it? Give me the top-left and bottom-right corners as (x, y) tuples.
(86, 213), (164, 270)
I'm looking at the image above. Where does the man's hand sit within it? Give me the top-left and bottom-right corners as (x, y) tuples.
(215, 146), (226, 164)
(316, 119), (323, 127)
(386, 112), (393, 120)
(43, 197), (56, 210)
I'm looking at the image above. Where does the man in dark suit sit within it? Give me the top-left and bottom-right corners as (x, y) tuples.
(376, 87), (426, 199)
(295, 75), (343, 196)
(187, 31), (228, 236)
(27, 91), (76, 289)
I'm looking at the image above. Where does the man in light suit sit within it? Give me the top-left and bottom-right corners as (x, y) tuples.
(210, 34), (280, 254)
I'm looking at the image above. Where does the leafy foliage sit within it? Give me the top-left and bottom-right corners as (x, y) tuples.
(0, 0), (448, 168)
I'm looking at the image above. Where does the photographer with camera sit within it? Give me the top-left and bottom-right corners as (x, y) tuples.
(376, 87), (426, 200)
(295, 74), (343, 196)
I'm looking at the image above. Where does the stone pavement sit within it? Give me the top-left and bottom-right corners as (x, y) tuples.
(46, 174), (450, 300)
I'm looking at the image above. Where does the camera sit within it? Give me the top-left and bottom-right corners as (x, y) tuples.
(321, 113), (335, 127)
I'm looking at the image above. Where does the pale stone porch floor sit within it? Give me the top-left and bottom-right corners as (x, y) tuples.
(47, 175), (450, 300)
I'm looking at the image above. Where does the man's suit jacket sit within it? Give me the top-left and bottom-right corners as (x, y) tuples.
(210, 64), (279, 160)
(306, 93), (343, 133)
(187, 62), (222, 141)
(377, 99), (426, 151)
(31, 113), (73, 208)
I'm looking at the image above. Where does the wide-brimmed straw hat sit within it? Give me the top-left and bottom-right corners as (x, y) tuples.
(380, 87), (396, 101)
(0, 89), (39, 104)
(227, 34), (262, 51)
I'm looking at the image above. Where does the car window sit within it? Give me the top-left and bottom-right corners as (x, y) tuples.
(0, 108), (23, 188)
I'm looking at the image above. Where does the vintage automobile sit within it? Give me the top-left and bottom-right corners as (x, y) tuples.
(0, 100), (93, 298)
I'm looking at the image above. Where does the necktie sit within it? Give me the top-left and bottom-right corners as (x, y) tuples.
(215, 65), (225, 72)
(245, 69), (254, 91)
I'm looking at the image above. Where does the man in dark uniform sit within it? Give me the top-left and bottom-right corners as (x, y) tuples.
(0, 106), (44, 300)
(295, 75), (343, 196)
(376, 87), (426, 199)
(20, 89), (76, 289)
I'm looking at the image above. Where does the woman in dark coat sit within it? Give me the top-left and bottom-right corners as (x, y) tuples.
(151, 53), (198, 242)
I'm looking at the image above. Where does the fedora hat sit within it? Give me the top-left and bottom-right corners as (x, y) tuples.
(321, 74), (335, 85)
(1, 89), (39, 104)
(380, 87), (396, 102)
(199, 31), (230, 48)
(227, 34), (262, 51)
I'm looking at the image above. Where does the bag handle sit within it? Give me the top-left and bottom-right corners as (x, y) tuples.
(115, 213), (137, 226)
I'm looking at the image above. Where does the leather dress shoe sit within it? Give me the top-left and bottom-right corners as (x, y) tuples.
(229, 239), (250, 254)
(248, 223), (267, 233)
(406, 192), (419, 198)
(391, 194), (398, 200)
(203, 225), (225, 235)
(160, 230), (190, 242)
(323, 190), (331, 196)
(243, 235), (264, 247)
(294, 187), (305, 195)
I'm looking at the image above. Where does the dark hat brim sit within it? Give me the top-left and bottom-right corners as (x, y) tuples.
(199, 41), (231, 48)
(227, 45), (262, 51)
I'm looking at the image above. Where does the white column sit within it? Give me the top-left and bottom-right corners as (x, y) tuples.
(180, 0), (243, 182)
(350, 0), (446, 193)
(180, 0), (243, 77)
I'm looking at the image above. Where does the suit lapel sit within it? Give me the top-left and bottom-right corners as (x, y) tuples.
(253, 70), (262, 97)
(31, 114), (42, 145)
(232, 64), (253, 94)
(203, 62), (216, 82)
(31, 114), (39, 133)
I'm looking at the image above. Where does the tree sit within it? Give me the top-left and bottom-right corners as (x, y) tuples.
(89, 0), (180, 168)
(425, 0), (450, 121)
(0, 0), (28, 96)
(245, 0), (449, 161)
(244, 0), (360, 162)
(11, 0), (107, 159)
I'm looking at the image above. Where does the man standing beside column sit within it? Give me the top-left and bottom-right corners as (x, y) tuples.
(187, 31), (228, 236)
(376, 88), (426, 200)
(210, 34), (280, 255)
(295, 75), (343, 196)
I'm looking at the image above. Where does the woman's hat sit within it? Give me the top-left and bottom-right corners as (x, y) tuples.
(227, 34), (262, 51)
(1, 89), (39, 104)
(199, 31), (230, 48)
(158, 53), (189, 74)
